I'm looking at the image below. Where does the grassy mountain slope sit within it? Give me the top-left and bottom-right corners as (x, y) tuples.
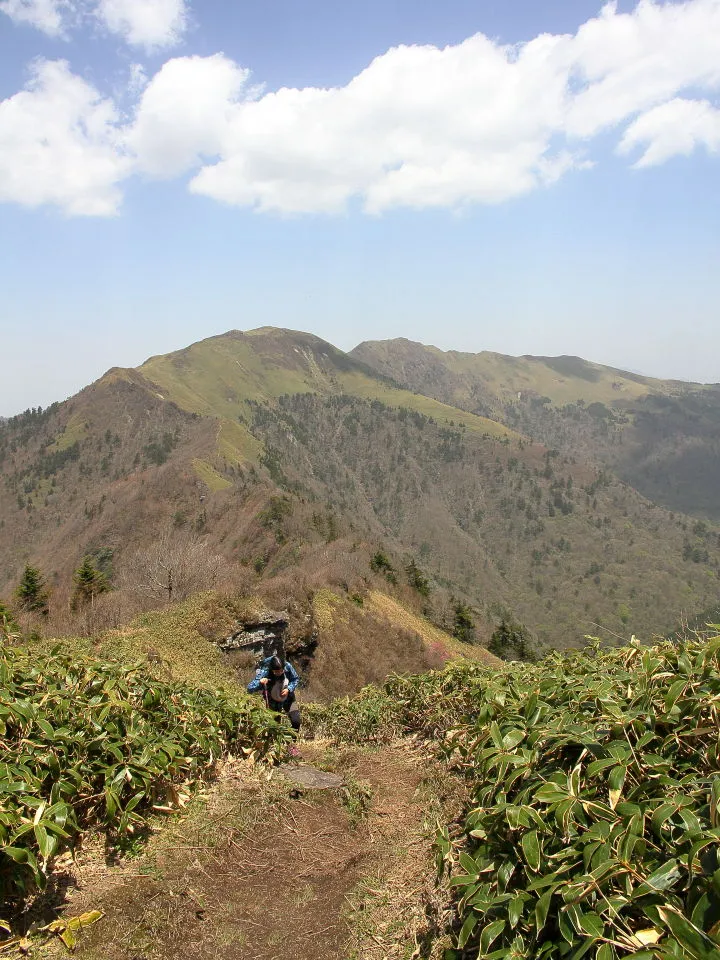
(138, 328), (515, 442)
(352, 338), (720, 520)
(351, 337), (664, 412)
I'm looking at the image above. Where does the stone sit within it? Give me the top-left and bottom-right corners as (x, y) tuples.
(275, 764), (345, 790)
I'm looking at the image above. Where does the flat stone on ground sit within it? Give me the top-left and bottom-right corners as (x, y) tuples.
(275, 763), (345, 789)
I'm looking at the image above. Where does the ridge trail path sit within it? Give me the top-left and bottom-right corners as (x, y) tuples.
(53, 741), (447, 960)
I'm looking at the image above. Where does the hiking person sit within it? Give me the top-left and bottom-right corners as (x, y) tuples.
(247, 654), (302, 735)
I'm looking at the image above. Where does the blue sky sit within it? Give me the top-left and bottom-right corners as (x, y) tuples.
(1, 0), (719, 415)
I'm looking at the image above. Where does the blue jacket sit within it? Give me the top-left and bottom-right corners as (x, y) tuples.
(247, 658), (300, 699)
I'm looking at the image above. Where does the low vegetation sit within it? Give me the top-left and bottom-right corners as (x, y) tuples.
(311, 635), (720, 958)
(0, 643), (288, 903)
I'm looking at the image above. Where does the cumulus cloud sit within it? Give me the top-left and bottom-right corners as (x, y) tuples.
(0, 59), (131, 215)
(128, 55), (250, 176)
(140, 0), (720, 214)
(95, 0), (188, 51)
(0, 0), (73, 36)
(1, 0), (720, 216)
(618, 97), (720, 165)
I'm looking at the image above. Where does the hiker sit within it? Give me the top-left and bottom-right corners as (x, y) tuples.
(247, 654), (302, 734)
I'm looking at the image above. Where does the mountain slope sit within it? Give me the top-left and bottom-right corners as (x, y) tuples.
(351, 338), (720, 520)
(351, 338), (665, 413)
(247, 390), (720, 645)
(138, 328), (515, 442)
(2, 327), (719, 654)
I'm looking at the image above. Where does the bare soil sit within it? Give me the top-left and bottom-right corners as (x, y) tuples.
(37, 741), (445, 960)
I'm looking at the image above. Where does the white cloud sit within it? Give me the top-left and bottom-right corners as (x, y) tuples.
(618, 97), (720, 165)
(129, 55), (250, 176)
(2, 0), (720, 217)
(0, 59), (131, 215)
(565, 0), (720, 137)
(1, 0), (188, 48)
(0, 0), (73, 36)
(95, 0), (188, 50)
(156, 0), (720, 214)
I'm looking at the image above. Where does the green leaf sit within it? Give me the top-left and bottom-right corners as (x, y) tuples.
(579, 912), (605, 939)
(479, 919), (506, 956)
(503, 729), (526, 750)
(608, 765), (627, 793)
(459, 851), (479, 876)
(651, 801), (677, 835)
(535, 783), (567, 803)
(521, 831), (541, 872)
(508, 895), (525, 929)
(535, 890), (552, 933)
(457, 911), (478, 949)
(657, 906), (719, 960)
(633, 859), (683, 897)
(587, 758), (617, 777)
(664, 678), (687, 711)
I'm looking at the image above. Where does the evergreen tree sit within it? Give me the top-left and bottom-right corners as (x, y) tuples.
(71, 557), (109, 611)
(14, 564), (49, 615)
(488, 616), (539, 663)
(453, 601), (476, 644)
(406, 559), (431, 598)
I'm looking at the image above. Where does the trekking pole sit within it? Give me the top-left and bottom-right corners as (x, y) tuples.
(262, 683), (270, 710)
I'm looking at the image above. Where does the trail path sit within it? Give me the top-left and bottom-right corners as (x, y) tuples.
(46, 741), (448, 960)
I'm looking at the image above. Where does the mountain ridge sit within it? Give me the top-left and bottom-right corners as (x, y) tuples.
(2, 326), (720, 655)
(351, 335), (720, 520)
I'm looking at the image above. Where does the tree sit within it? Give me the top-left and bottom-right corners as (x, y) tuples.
(488, 616), (539, 663)
(406, 559), (430, 599)
(14, 564), (49, 615)
(71, 557), (109, 611)
(119, 529), (224, 606)
(370, 550), (397, 585)
(453, 601), (476, 644)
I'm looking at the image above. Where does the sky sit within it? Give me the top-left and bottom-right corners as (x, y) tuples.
(1, 0), (719, 415)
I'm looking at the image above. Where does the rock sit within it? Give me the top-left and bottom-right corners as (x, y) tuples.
(275, 764), (345, 790)
(218, 611), (289, 654)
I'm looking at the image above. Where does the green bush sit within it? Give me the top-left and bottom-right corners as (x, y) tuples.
(313, 636), (720, 958)
(0, 645), (288, 901)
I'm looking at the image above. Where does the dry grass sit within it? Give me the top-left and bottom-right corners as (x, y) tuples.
(343, 743), (467, 960)
(365, 591), (501, 667)
(30, 737), (451, 960)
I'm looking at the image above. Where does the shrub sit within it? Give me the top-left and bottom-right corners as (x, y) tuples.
(0, 644), (288, 901)
(312, 636), (720, 959)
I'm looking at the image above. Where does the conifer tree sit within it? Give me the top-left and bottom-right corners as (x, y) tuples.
(14, 564), (49, 615)
(406, 559), (431, 598)
(71, 557), (109, 611)
(488, 616), (539, 663)
(453, 601), (476, 644)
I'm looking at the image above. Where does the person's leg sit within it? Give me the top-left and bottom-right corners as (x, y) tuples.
(284, 692), (301, 732)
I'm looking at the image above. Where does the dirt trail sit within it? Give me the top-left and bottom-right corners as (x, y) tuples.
(48, 742), (441, 960)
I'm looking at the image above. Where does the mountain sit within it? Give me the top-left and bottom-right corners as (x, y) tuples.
(351, 338), (720, 521)
(1, 327), (719, 657)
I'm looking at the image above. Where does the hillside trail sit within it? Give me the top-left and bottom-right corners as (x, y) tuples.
(44, 739), (452, 960)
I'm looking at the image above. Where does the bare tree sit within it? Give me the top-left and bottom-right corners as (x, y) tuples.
(119, 529), (225, 606)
